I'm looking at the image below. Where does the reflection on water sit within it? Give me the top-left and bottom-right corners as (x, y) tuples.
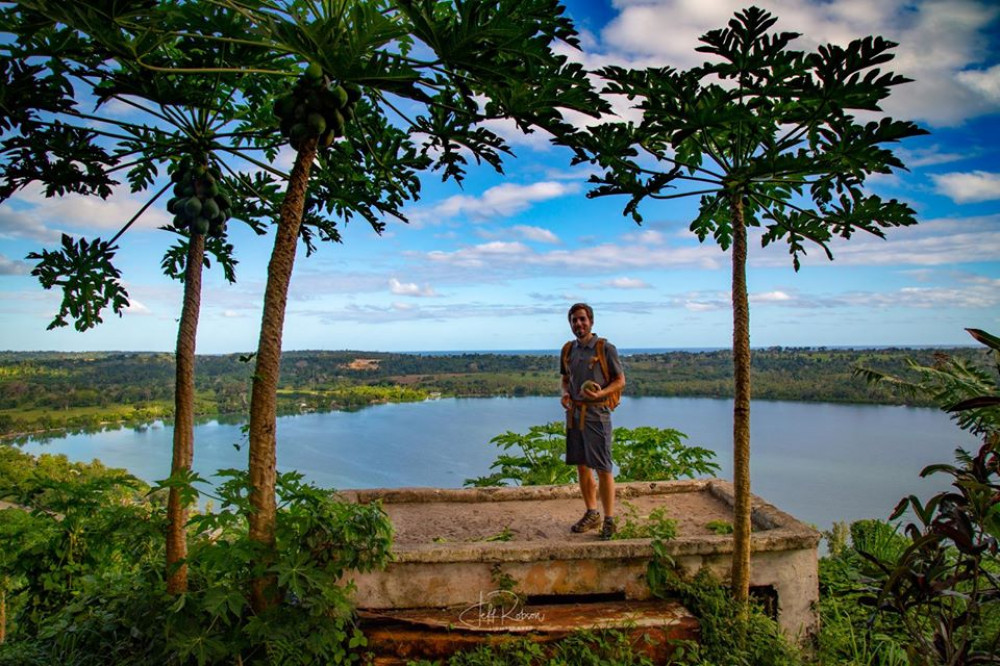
(16, 396), (978, 532)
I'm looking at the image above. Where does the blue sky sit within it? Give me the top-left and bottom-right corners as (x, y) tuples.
(1, 0), (999, 354)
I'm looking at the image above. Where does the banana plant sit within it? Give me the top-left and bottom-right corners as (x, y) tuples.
(559, 6), (928, 602)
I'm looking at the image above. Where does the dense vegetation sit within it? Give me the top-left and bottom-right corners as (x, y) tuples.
(0, 446), (393, 663)
(0, 346), (986, 438)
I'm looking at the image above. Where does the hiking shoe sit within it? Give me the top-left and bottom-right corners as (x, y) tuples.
(599, 516), (617, 540)
(571, 509), (601, 533)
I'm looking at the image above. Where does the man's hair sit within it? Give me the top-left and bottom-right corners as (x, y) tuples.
(567, 303), (594, 321)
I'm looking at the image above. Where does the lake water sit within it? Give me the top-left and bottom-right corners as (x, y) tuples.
(17, 396), (979, 532)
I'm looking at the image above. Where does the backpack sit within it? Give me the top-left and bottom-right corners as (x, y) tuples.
(561, 337), (622, 410)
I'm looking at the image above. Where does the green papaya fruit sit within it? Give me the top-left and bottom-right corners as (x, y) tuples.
(193, 216), (210, 235)
(183, 196), (203, 218)
(332, 85), (349, 108)
(201, 198), (220, 220)
(305, 62), (323, 80)
(274, 93), (296, 118)
(318, 86), (337, 108)
(172, 214), (188, 229)
(330, 109), (345, 137)
(290, 122), (309, 143)
(321, 130), (335, 147)
(216, 193), (231, 211)
(306, 112), (327, 135)
(344, 83), (362, 103)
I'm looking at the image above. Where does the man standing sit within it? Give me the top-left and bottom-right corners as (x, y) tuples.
(560, 303), (626, 540)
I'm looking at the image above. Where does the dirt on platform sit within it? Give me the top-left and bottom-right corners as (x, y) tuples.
(380, 489), (734, 546)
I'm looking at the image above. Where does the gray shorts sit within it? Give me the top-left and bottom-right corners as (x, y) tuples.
(566, 416), (613, 472)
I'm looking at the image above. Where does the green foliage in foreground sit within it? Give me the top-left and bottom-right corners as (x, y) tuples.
(464, 422), (719, 487)
(408, 629), (659, 666)
(0, 447), (392, 665)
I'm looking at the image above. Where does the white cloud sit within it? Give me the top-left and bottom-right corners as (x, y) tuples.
(432, 181), (580, 222)
(605, 277), (651, 289)
(838, 284), (1000, 309)
(0, 254), (31, 275)
(0, 206), (61, 243)
(389, 277), (438, 297)
(930, 170), (1000, 203)
(416, 213), (999, 287)
(896, 144), (969, 168)
(124, 299), (151, 315)
(425, 234), (725, 274)
(410, 181), (581, 228)
(753, 291), (794, 303)
(9, 183), (173, 236)
(478, 117), (556, 152)
(958, 63), (1000, 102)
(755, 215), (1000, 268)
(513, 225), (560, 244)
(622, 229), (666, 244)
(272, 145), (298, 173)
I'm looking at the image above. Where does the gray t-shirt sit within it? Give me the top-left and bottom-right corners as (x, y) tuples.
(561, 336), (624, 419)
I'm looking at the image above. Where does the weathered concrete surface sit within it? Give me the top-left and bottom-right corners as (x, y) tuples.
(345, 480), (821, 643)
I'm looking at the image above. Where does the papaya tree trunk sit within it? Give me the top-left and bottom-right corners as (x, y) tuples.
(166, 232), (205, 595)
(247, 136), (319, 613)
(730, 196), (752, 603)
(1, 578), (7, 644)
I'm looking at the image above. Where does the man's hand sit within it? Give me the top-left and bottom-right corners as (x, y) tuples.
(582, 380), (602, 401)
(561, 393), (572, 410)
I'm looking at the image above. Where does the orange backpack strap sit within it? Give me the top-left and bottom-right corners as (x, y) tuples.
(595, 337), (622, 410)
(561, 340), (573, 375)
(595, 338), (610, 382)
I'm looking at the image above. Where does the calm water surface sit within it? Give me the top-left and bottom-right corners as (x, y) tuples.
(19, 396), (978, 531)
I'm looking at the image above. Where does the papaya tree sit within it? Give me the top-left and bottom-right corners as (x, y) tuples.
(181, 0), (608, 612)
(0, 1), (279, 593)
(6, 0), (608, 612)
(560, 6), (927, 602)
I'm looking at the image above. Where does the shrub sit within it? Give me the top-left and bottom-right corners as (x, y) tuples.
(0, 464), (393, 665)
(465, 422), (718, 487)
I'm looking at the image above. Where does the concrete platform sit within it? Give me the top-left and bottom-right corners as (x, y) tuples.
(343, 479), (821, 655)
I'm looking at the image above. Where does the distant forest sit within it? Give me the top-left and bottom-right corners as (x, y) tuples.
(0, 346), (987, 437)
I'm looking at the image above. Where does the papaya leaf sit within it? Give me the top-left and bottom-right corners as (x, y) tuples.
(27, 234), (130, 331)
